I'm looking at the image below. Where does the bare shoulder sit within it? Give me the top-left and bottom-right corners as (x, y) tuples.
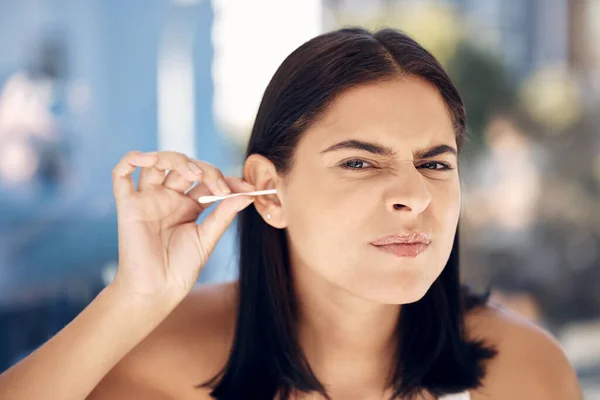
(465, 305), (583, 400)
(89, 280), (238, 399)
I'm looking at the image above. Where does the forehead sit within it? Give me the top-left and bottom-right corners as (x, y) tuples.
(302, 77), (457, 150)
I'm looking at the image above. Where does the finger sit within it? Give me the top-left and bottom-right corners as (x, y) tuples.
(138, 166), (168, 190)
(138, 151), (190, 190)
(112, 151), (157, 200)
(185, 181), (212, 207)
(163, 168), (196, 193)
(142, 151), (233, 197)
(196, 195), (255, 255)
(186, 160), (232, 197)
(152, 151), (197, 178)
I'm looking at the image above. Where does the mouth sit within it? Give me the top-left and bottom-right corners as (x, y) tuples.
(369, 232), (431, 258)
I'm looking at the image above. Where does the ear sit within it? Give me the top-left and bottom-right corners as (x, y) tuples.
(243, 154), (287, 229)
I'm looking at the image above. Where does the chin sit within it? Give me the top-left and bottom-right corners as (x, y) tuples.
(376, 285), (432, 305)
(352, 277), (435, 305)
(359, 248), (445, 304)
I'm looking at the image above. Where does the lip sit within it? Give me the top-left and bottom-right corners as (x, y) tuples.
(372, 243), (429, 258)
(370, 232), (432, 246)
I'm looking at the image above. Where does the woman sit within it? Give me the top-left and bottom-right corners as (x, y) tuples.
(0, 28), (582, 400)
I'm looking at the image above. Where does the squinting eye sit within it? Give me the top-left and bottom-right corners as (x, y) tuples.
(341, 159), (374, 169)
(419, 161), (453, 170)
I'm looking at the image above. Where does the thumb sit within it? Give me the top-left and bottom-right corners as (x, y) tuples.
(196, 195), (255, 253)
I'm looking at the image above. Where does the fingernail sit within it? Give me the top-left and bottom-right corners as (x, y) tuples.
(147, 152), (157, 157)
(218, 179), (231, 195)
(188, 162), (202, 175)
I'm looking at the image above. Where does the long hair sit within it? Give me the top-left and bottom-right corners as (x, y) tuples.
(200, 27), (496, 400)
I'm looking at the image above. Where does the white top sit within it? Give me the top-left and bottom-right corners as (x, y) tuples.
(439, 392), (470, 400)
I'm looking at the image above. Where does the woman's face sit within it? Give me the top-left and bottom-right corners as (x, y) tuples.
(273, 77), (460, 304)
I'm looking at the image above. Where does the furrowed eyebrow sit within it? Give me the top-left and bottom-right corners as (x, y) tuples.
(414, 144), (457, 159)
(319, 139), (457, 158)
(319, 140), (395, 157)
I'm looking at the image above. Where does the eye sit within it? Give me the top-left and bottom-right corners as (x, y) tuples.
(340, 159), (375, 170)
(418, 161), (454, 171)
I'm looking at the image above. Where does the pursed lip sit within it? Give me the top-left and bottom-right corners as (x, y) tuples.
(369, 232), (432, 246)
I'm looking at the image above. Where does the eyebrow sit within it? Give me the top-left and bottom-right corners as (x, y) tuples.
(319, 139), (457, 158)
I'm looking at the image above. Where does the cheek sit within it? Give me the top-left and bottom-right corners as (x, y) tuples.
(285, 187), (368, 276)
(441, 191), (461, 229)
(430, 184), (461, 268)
(428, 177), (461, 222)
(285, 164), (369, 234)
(287, 189), (362, 246)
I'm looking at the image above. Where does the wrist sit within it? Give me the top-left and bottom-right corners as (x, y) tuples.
(103, 280), (184, 317)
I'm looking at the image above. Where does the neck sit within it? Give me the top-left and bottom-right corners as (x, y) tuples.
(291, 262), (401, 393)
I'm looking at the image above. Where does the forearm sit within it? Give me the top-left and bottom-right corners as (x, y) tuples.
(0, 284), (176, 400)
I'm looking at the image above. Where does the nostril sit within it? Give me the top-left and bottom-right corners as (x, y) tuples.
(394, 203), (407, 210)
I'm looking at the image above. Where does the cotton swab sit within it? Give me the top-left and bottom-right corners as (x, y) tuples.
(198, 189), (277, 204)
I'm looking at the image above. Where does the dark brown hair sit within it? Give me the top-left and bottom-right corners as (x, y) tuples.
(200, 27), (496, 400)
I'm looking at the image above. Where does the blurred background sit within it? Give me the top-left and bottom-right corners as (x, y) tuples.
(0, 0), (598, 397)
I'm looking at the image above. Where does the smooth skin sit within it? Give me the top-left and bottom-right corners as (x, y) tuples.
(0, 78), (582, 400)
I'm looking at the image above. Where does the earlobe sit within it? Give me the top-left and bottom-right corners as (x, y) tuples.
(263, 211), (287, 229)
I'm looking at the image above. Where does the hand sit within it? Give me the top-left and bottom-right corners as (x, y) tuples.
(109, 150), (255, 304)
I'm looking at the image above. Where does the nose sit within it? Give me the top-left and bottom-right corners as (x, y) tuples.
(386, 166), (432, 215)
